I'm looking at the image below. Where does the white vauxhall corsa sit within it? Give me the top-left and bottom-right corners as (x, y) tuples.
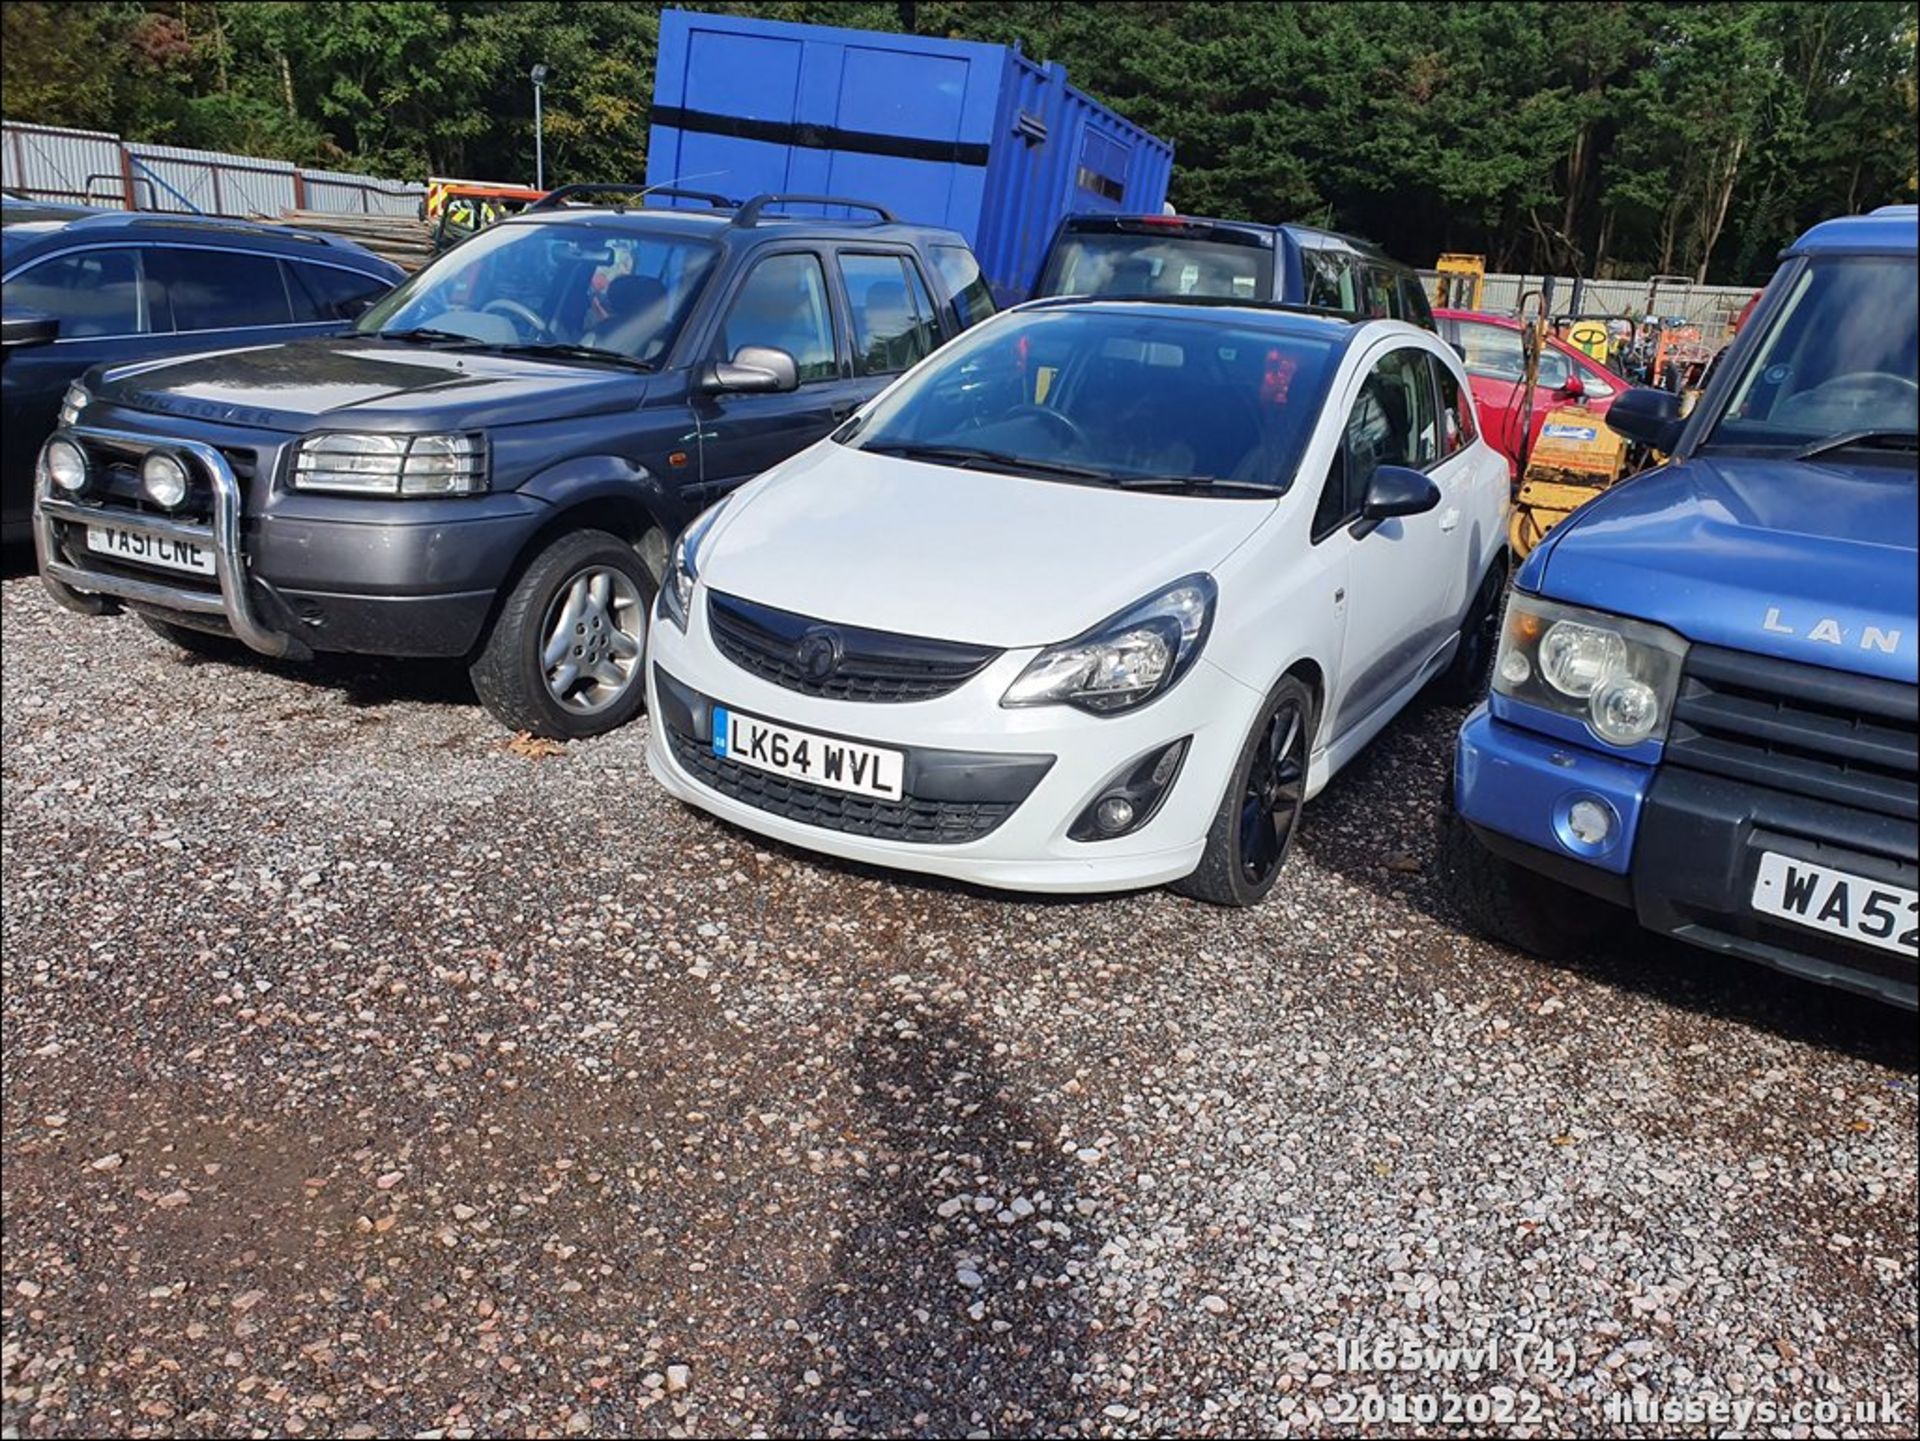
(646, 298), (1510, 904)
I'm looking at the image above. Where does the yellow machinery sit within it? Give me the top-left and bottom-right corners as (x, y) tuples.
(1563, 316), (1612, 364)
(422, 178), (548, 249)
(1508, 294), (1634, 559)
(1431, 253), (1485, 311)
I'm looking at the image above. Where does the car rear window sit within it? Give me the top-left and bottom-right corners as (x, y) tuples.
(1036, 228), (1273, 301)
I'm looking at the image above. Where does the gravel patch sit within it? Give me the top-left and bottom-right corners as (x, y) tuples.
(2, 566), (1914, 1437)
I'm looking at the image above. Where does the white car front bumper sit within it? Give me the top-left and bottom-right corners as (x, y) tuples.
(643, 593), (1264, 894)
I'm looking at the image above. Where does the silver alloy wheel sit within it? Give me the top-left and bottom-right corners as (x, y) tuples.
(539, 565), (646, 715)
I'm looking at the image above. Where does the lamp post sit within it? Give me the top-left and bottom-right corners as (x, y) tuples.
(530, 63), (550, 189)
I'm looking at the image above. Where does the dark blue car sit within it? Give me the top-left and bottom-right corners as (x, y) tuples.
(31, 188), (994, 739)
(1445, 205), (1918, 1008)
(1, 200), (404, 541)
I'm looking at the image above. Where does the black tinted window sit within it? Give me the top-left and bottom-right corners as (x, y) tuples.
(153, 248), (292, 330)
(289, 263), (390, 321)
(931, 244), (995, 328)
(5, 248), (147, 337)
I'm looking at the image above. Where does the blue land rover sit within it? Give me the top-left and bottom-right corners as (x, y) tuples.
(1444, 205), (1918, 1008)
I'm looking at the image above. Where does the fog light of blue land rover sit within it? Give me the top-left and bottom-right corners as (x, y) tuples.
(1553, 793), (1620, 857)
(140, 451), (190, 510)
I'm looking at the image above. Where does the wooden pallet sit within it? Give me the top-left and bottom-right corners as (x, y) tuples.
(269, 208), (435, 270)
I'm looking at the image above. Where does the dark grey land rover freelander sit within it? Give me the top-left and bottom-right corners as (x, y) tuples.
(33, 188), (996, 737)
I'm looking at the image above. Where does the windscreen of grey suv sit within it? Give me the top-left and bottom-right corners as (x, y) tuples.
(358, 222), (717, 365)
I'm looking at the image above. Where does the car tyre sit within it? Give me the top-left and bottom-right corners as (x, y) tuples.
(1173, 674), (1315, 907)
(470, 529), (655, 740)
(1438, 791), (1618, 961)
(1431, 553), (1508, 705)
(140, 612), (245, 661)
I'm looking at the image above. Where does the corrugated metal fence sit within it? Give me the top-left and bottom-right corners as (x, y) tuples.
(1422, 269), (1761, 331)
(2, 120), (422, 217)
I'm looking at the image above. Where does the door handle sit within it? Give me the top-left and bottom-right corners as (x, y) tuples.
(1439, 507), (1460, 532)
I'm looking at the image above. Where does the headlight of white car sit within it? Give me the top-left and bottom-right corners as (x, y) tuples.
(657, 497), (732, 633)
(290, 432), (487, 496)
(1493, 593), (1688, 747)
(1002, 574), (1217, 715)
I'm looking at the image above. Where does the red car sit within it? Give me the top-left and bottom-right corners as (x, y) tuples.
(1434, 309), (1621, 476)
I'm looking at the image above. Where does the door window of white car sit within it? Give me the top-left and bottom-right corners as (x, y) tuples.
(1313, 347), (1435, 540)
(5, 247), (149, 337)
(720, 252), (838, 383)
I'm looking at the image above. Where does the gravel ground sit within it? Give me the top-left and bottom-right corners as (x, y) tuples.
(2, 561), (1915, 1439)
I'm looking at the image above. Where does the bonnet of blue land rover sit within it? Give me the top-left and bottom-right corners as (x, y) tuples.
(1522, 214), (1918, 687)
(84, 213), (717, 435)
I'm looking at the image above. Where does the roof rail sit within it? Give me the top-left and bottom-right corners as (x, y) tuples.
(732, 193), (897, 228)
(527, 183), (737, 213)
(1023, 293), (1366, 324)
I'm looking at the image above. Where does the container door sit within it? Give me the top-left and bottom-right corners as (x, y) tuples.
(691, 249), (866, 494)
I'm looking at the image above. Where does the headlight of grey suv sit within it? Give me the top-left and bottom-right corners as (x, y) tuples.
(1493, 593), (1688, 747)
(657, 498), (732, 633)
(1002, 574), (1217, 714)
(290, 432), (487, 496)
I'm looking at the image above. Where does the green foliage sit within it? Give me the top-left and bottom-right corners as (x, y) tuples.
(4, 1), (1914, 282)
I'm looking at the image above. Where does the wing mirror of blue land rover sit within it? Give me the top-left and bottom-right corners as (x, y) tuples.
(0, 310), (60, 349)
(700, 345), (800, 395)
(1351, 464), (1441, 540)
(1606, 385), (1686, 453)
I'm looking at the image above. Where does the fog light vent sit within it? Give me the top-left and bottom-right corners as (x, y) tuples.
(1070, 738), (1191, 842)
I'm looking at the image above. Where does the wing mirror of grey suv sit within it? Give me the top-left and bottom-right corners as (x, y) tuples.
(1350, 464), (1441, 540)
(1605, 386), (1686, 453)
(701, 345), (800, 395)
(1, 310), (60, 349)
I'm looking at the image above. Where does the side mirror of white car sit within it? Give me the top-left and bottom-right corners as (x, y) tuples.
(1351, 464), (1442, 540)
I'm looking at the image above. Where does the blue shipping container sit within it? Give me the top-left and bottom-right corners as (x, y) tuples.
(647, 9), (1173, 302)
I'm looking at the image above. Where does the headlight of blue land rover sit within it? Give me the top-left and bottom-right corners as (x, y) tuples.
(657, 498), (732, 633)
(1002, 574), (1217, 714)
(290, 432), (487, 496)
(1493, 593), (1689, 747)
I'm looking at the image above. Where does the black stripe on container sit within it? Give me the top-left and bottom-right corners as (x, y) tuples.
(652, 106), (991, 167)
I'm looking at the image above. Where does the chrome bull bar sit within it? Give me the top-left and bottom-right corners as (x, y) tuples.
(33, 425), (293, 657)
